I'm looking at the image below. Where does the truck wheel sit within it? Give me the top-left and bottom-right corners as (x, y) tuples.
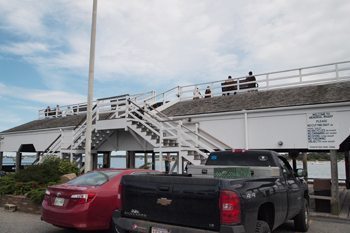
(108, 221), (128, 233)
(294, 198), (310, 232)
(255, 220), (271, 233)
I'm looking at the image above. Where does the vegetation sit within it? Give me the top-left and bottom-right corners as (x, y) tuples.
(0, 156), (79, 204)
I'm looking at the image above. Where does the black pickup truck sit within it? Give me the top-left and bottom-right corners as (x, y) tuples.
(112, 150), (309, 233)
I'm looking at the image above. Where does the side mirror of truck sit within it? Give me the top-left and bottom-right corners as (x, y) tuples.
(295, 168), (307, 177)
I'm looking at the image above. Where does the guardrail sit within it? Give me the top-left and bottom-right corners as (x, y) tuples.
(39, 61), (350, 119)
(38, 91), (156, 119)
(145, 61), (350, 105)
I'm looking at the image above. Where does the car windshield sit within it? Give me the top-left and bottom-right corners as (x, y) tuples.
(67, 170), (122, 186)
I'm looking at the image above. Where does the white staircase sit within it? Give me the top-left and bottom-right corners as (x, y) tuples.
(120, 98), (231, 170)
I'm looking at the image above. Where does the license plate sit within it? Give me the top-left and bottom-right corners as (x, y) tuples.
(54, 197), (65, 206)
(151, 227), (170, 233)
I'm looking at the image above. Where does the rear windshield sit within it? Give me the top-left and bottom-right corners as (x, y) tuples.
(205, 151), (276, 167)
(67, 170), (122, 186)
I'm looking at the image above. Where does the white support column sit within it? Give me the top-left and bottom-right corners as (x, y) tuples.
(178, 151), (184, 174)
(244, 111), (249, 150)
(330, 150), (340, 215)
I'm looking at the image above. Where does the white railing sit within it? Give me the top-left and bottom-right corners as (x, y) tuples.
(38, 61), (350, 119)
(38, 91), (156, 119)
(145, 61), (350, 105)
(38, 102), (92, 119)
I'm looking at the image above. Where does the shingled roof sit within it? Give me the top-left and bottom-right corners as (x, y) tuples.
(162, 81), (350, 117)
(1, 114), (86, 133)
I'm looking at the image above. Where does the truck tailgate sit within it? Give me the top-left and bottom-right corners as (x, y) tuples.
(121, 175), (221, 231)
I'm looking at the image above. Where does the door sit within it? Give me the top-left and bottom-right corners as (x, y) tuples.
(278, 156), (304, 219)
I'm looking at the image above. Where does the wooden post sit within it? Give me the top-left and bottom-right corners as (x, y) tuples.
(345, 151), (350, 189)
(126, 151), (135, 168)
(0, 151), (3, 171)
(330, 150), (340, 215)
(302, 153), (308, 181)
(152, 152), (156, 170)
(103, 152), (111, 168)
(144, 152), (148, 168)
(92, 153), (98, 170)
(16, 152), (22, 172)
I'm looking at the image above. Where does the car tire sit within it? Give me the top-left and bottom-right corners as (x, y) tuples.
(294, 198), (310, 232)
(108, 221), (129, 233)
(255, 220), (271, 233)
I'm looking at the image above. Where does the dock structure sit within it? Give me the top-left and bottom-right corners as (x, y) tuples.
(1, 61), (350, 215)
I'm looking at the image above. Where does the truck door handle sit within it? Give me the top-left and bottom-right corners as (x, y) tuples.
(159, 186), (170, 192)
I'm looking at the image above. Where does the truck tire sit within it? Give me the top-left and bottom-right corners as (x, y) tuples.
(108, 221), (128, 233)
(255, 220), (271, 233)
(294, 198), (310, 232)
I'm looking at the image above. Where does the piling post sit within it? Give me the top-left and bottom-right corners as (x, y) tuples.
(330, 150), (340, 215)
(16, 152), (22, 172)
(152, 152), (156, 170)
(345, 150), (350, 189)
(103, 152), (111, 168)
(302, 153), (308, 181)
(0, 151), (3, 171)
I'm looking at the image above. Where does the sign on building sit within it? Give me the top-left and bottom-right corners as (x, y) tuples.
(307, 112), (339, 150)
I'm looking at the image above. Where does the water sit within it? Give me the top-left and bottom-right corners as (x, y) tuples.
(2, 157), (347, 179)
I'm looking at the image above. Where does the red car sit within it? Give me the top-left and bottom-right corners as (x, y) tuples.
(42, 168), (158, 231)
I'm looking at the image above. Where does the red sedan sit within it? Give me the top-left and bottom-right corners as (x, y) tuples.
(42, 168), (158, 231)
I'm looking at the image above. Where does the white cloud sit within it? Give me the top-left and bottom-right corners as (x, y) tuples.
(0, 82), (86, 106)
(0, 42), (49, 56)
(0, 0), (350, 89)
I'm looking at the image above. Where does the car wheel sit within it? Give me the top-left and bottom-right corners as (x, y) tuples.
(294, 198), (310, 232)
(255, 220), (271, 233)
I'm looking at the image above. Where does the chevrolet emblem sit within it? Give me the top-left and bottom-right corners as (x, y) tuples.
(156, 197), (172, 206)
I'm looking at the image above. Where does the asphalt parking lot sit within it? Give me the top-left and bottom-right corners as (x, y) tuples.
(0, 208), (349, 233)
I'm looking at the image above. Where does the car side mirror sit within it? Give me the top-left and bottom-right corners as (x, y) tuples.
(295, 168), (307, 177)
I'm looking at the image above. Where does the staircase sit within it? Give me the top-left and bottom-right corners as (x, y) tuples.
(124, 98), (231, 170)
(37, 91), (230, 172)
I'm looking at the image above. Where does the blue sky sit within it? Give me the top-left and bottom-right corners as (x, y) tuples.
(0, 0), (350, 131)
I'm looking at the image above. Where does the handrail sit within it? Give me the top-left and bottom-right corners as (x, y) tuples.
(38, 61), (350, 119)
(144, 101), (227, 151)
(44, 134), (62, 153)
(146, 60), (350, 104)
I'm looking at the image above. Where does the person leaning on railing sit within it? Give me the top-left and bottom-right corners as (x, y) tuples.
(222, 76), (237, 95)
(246, 71), (257, 91)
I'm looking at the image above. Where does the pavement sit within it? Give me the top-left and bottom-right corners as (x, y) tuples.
(1, 208), (350, 233)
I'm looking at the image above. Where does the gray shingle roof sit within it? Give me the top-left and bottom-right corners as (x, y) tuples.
(1, 115), (86, 133)
(162, 81), (350, 117)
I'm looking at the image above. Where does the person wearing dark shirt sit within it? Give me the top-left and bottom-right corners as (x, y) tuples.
(246, 71), (257, 91)
(204, 86), (212, 98)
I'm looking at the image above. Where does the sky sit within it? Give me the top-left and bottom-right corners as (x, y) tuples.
(0, 0), (350, 132)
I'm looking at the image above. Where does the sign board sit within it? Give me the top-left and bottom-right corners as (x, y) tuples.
(307, 112), (339, 150)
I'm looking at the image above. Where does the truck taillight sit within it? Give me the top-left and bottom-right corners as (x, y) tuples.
(117, 184), (123, 209)
(232, 149), (246, 153)
(220, 190), (241, 224)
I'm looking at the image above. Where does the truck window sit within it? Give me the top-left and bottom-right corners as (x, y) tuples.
(278, 156), (294, 178)
(205, 151), (277, 167)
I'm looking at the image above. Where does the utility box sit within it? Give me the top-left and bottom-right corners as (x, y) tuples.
(313, 179), (331, 213)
